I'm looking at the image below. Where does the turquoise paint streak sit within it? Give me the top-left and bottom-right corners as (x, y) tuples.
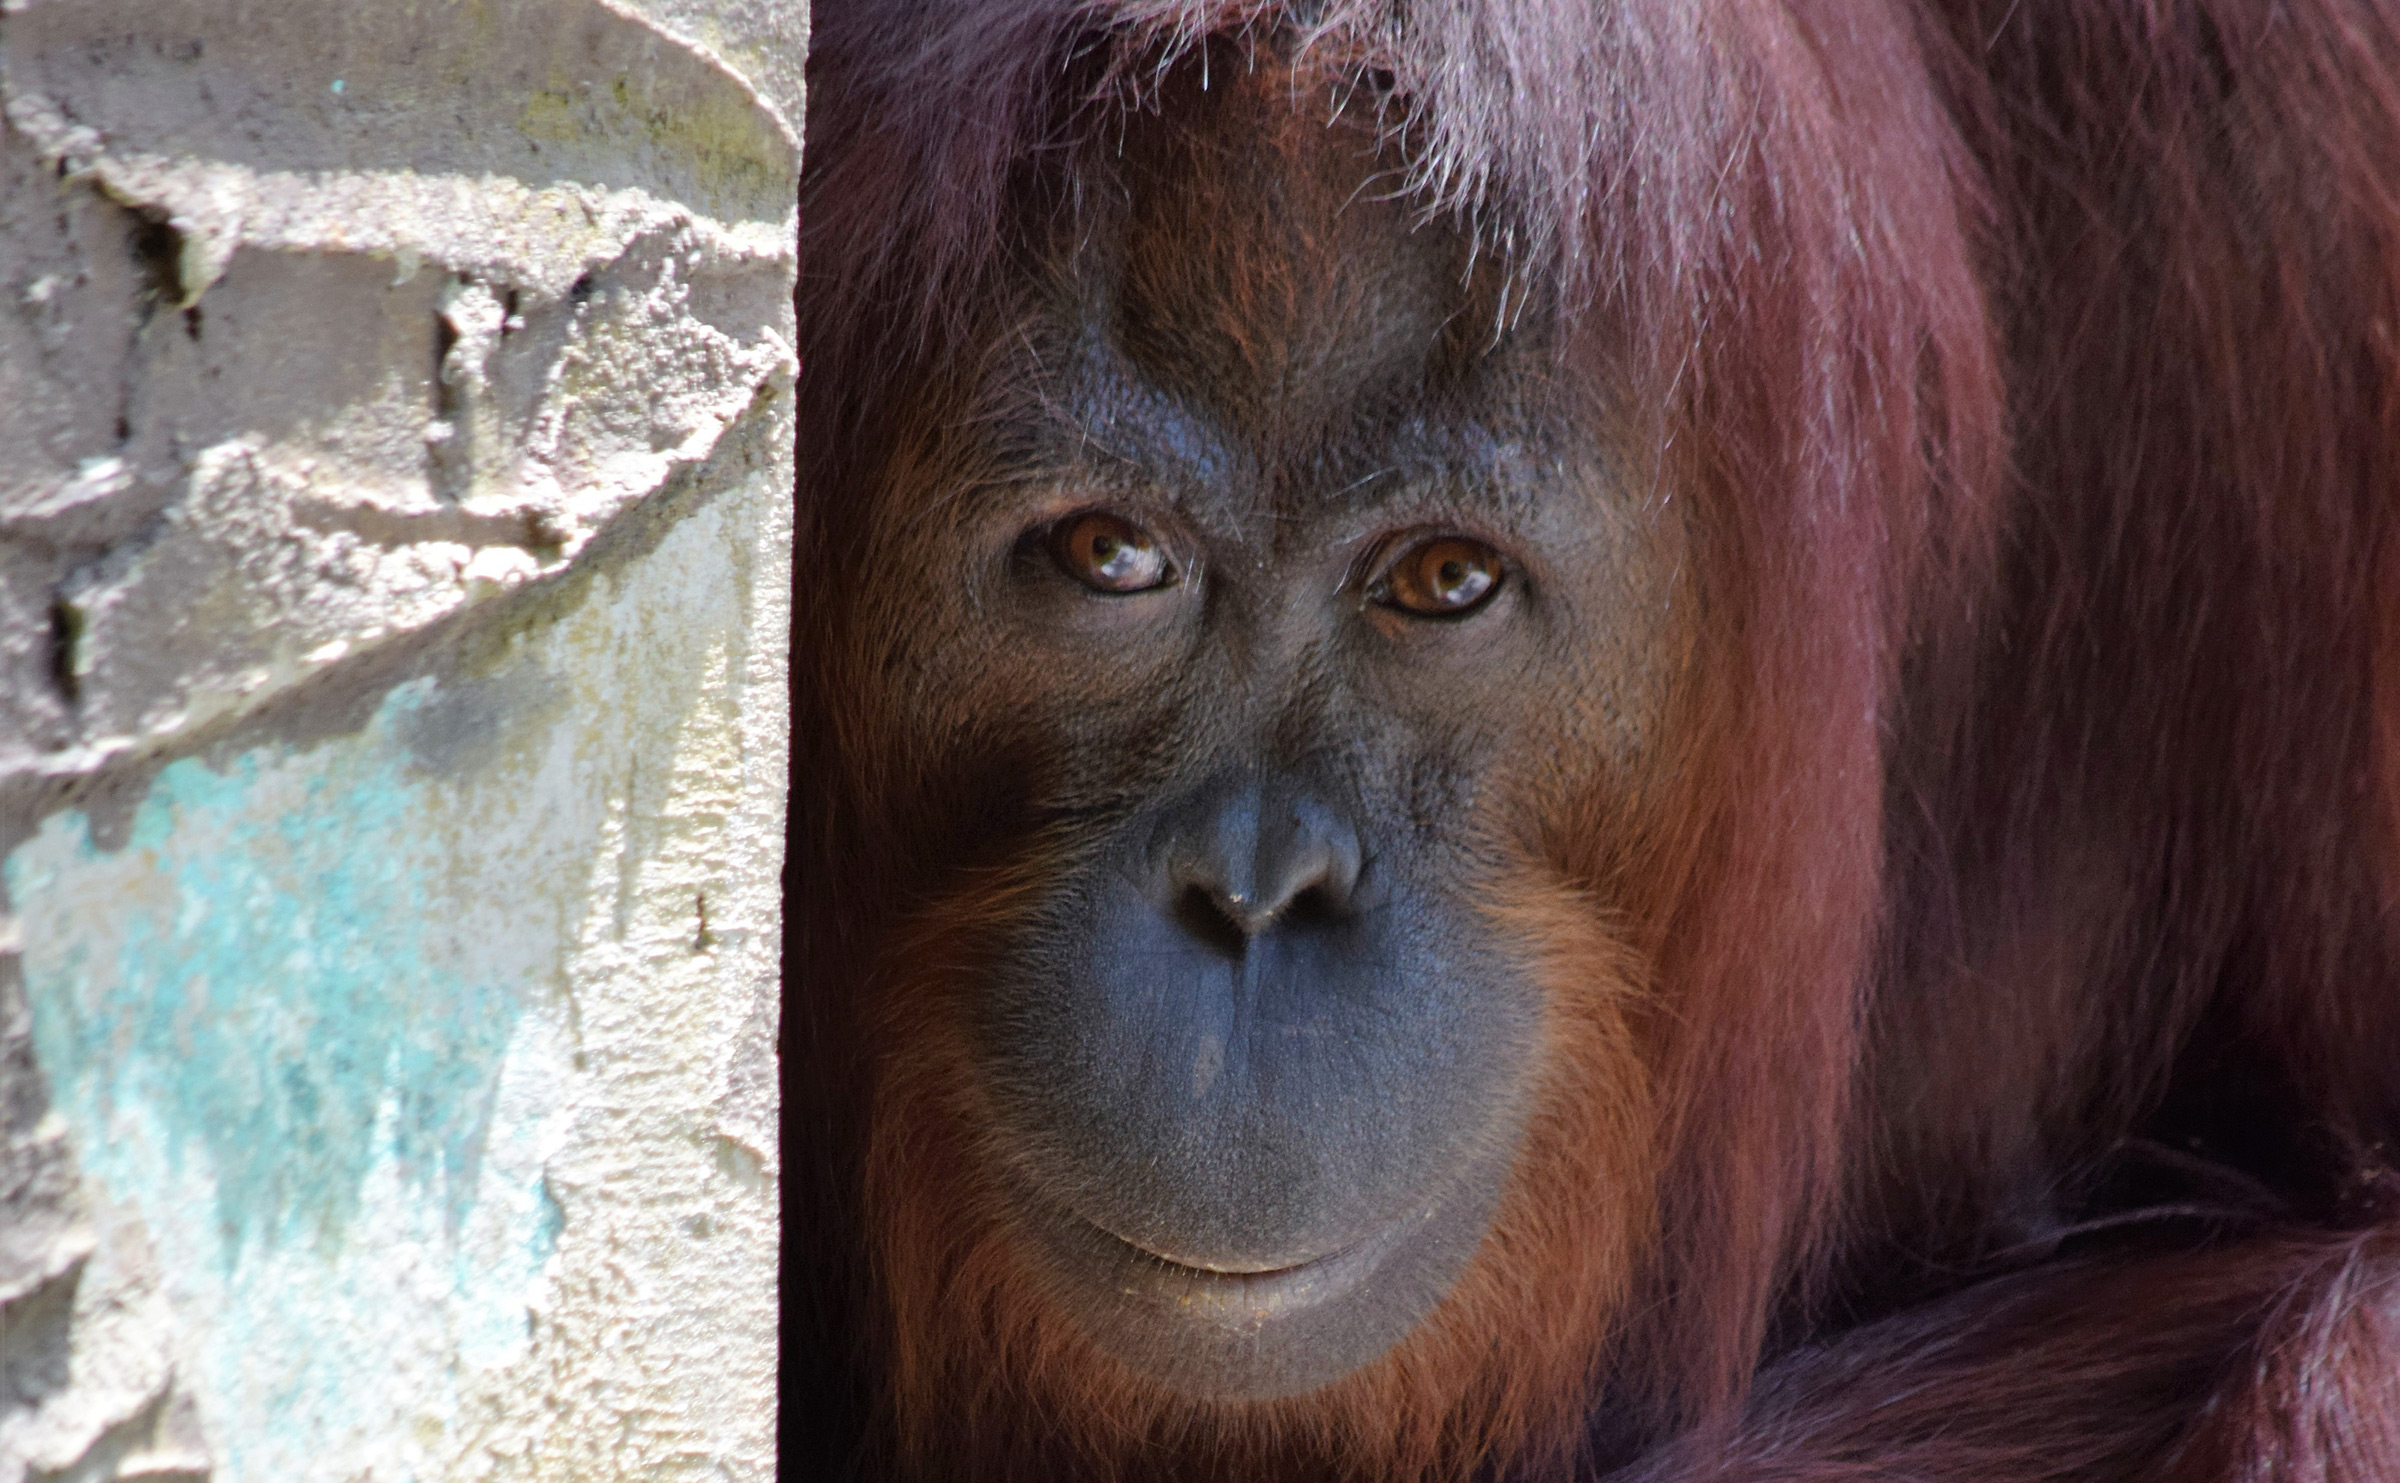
(0, 466), (756, 1481)
(10, 679), (541, 1263)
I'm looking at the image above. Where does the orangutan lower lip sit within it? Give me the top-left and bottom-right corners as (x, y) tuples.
(1108, 1233), (1331, 1277)
(1085, 1209), (1424, 1308)
(1018, 1159), (1520, 1397)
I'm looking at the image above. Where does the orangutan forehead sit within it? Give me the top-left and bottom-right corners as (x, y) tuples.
(1089, 59), (1490, 424)
(983, 333), (1556, 530)
(948, 59), (1567, 529)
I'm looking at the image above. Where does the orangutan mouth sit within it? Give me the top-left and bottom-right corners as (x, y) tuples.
(1091, 1209), (1427, 1320)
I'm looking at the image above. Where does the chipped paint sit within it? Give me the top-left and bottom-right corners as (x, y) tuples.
(12, 657), (596, 1262)
(0, 0), (798, 1477)
(9, 462), (786, 1478)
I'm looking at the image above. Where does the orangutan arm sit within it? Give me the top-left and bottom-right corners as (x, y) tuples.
(1625, 1225), (2400, 1483)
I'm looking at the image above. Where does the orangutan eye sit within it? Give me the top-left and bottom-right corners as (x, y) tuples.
(1050, 512), (1174, 594)
(1372, 535), (1504, 617)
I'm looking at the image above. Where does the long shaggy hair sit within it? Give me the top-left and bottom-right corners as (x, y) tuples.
(792, 1), (2400, 1478)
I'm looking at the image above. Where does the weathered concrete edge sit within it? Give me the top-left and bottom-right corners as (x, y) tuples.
(0, 364), (794, 886)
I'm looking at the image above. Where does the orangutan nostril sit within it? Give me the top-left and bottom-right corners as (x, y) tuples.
(1172, 882), (1250, 958)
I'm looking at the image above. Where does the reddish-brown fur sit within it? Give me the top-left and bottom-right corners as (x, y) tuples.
(862, 862), (1657, 1479)
(791, 1), (2400, 1477)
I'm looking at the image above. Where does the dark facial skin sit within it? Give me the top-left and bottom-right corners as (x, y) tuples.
(855, 57), (1688, 1400)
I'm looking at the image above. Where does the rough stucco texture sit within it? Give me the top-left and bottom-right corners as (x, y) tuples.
(0, 2), (799, 1478)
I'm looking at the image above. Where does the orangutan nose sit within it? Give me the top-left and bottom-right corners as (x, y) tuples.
(1148, 780), (1365, 952)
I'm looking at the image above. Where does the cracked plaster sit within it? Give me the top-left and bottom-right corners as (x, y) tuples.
(0, 1), (798, 1478)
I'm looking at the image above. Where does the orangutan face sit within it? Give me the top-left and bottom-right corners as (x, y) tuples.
(850, 58), (1687, 1398)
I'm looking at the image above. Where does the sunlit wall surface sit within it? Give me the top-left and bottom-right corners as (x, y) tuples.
(0, 2), (799, 1476)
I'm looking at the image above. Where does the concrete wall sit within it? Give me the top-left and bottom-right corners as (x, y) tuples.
(0, 2), (800, 1477)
